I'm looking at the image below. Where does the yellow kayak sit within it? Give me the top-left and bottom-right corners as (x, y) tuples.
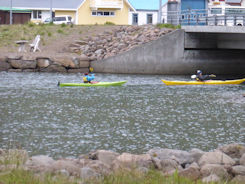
(161, 78), (245, 86)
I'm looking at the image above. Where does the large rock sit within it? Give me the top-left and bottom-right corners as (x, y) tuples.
(37, 58), (50, 68)
(51, 56), (80, 69)
(0, 60), (11, 70)
(189, 148), (205, 163)
(88, 150), (120, 166)
(202, 174), (220, 183)
(218, 143), (245, 159)
(10, 59), (37, 69)
(112, 153), (153, 170)
(198, 151), (235, 167)
(152, 158), (180, 173)
(80, 167), (100, 180)
(148, 148), (194, 165)
(200, 164), (229, 179)
(231, 175), (245, 184)
(40, 64), (67, 73)
(240, 153), (245, 166)
(85, 160), (112, 175)
(231, 166), (245, 176)
(179, 162), (201, 181)
(25, 155), (55, 173)
(51, 158), (81, 177)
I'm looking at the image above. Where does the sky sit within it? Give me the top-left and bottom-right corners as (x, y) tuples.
(128, 0), (168, 10)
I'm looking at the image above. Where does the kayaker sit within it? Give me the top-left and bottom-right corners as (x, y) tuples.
(83, 73), (95, 83)
(195, 70), (216, 81)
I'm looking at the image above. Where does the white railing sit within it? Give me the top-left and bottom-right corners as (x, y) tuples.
(161, 9), (245, 26)
(90, 0), (123, 9)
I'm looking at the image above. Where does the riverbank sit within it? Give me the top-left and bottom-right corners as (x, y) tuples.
(1, 143), (245, 183)
(0, 24), (175, 73)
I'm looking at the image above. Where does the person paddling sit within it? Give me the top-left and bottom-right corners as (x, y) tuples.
(194, 70), (216, 81)
(83, 72), (95, 83)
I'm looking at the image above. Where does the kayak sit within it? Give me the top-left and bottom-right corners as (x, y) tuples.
(161, 78), (245, 86)
(58, 81), (127, 87)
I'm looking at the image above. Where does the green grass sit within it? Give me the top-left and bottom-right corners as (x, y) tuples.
(156, 23), (181, 29)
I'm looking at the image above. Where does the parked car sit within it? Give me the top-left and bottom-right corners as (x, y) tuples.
(43, 15), (73, 24)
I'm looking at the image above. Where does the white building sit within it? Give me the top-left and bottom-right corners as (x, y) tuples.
(129, 9), (158, 25)
(209, 0), (245, 26)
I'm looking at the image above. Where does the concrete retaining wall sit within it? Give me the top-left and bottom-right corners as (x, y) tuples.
(91, 29), (245, 75)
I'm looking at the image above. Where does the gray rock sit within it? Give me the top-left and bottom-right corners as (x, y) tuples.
(148, 148), (194, 165)
(25, 155), (55, 173)
(200, 164), (229, 179)
(80, 167), (100, 180)
(88, 150), (119, 166)
(40, 64), (67, 73)
(189, 148), (205, 163)
(231, 165), (245, 176)
(218, 143), (245, 159)
(231, 175), (245, 184)
(240, 153), (245, 166)
(198, 151), (235, 167)
(37, 59), (50, 68)
(202, 174), (220, 183)
(179, 163), (201, 181)
(158, 159), (182, 173)
(10, 59), (37, 69)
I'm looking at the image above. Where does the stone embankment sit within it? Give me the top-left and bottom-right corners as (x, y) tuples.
(1, 143), (245, 183)
(0, 53), (91, 73)
(68, 25), (173, 61)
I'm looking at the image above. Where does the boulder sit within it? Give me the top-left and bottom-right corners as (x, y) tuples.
(8, 69), (22, 72)
(148, 148), (194, 165)
(10, 59), (37, 69)
(198, 151), (235, 167)
(37, 59), (50, 68)
(51, 158), (81, 177)
(80, 167), (100, 180)
(179, 162), (201, 181)
(50, 56), (79, 69)
(202, 174), (220, 183)
(231, 166), (245, 176)
(240, 153), (245, 166)
(88, 150), (120, 166)
(85, 160), (112, 175)
(7, 54), (22, 60)
(231, 175), (245, 184)
(112, 153), (153, 170)
(0, 60), (11, 70)
(25, 155), (55, 173)
(40, 64), (67, 73)
(189, 148), (205, 163)
(218, 143), (245, 159)
(200, 164), (229, 179)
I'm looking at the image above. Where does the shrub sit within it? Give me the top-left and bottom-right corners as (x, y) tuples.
(104, 21), (115, 25)
(27, 21), (36, 27)
(156, 23), (181, 29)
(57, 29), (64, 34)
(61, 23), (66, 28)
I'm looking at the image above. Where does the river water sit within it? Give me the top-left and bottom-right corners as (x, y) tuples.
(0, 72), (244, 158)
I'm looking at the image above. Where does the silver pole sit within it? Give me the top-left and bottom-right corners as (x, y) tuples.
(159, 0), (162, 23)
(50, 0), (52, 22)
(10, 0), (12, 24)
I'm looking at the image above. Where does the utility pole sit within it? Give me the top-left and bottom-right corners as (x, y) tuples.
(158, 0), (162, 23)
(50, 0), (53, 22)
(10, 0), (13, 24)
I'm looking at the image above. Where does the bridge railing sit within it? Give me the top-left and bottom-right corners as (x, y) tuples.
(162, 9), (245, 26)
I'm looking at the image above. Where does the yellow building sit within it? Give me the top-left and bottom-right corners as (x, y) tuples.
(0, 0), (135, 25)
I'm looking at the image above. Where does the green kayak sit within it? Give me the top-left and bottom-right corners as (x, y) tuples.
(58, 81), (127, 87)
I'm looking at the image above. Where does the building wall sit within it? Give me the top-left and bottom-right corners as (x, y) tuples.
(181, 0), (206, 11)
(77, 0), (130, 25)
(129, 10), (158, 25)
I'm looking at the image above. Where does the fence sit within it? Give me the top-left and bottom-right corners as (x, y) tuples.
(162, 9), (245, 26)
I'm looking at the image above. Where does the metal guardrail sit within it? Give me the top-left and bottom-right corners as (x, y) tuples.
(162, 9), (245, 26)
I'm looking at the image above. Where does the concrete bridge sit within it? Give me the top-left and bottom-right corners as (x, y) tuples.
(91, 26), (245, 75)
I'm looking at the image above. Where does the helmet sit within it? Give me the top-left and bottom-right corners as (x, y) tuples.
(197, 70), (202, 74)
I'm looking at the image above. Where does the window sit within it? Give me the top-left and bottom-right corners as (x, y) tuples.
(91, 11), (115, 16)
(225, 8), (245, 15)
(147, 14), (153, 24)
(211, 8), (222, 14)
(32, 10), (42, 19)
(132, 13), (138, 25)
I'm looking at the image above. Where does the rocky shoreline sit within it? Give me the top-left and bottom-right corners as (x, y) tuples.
(1, 143), (245, 183)
(0, 25), (174, 73)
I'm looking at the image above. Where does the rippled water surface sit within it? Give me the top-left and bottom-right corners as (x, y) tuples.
(0, 72), (245, 158)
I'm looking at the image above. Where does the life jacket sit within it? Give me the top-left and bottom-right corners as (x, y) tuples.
(83, 76), (88, 83)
